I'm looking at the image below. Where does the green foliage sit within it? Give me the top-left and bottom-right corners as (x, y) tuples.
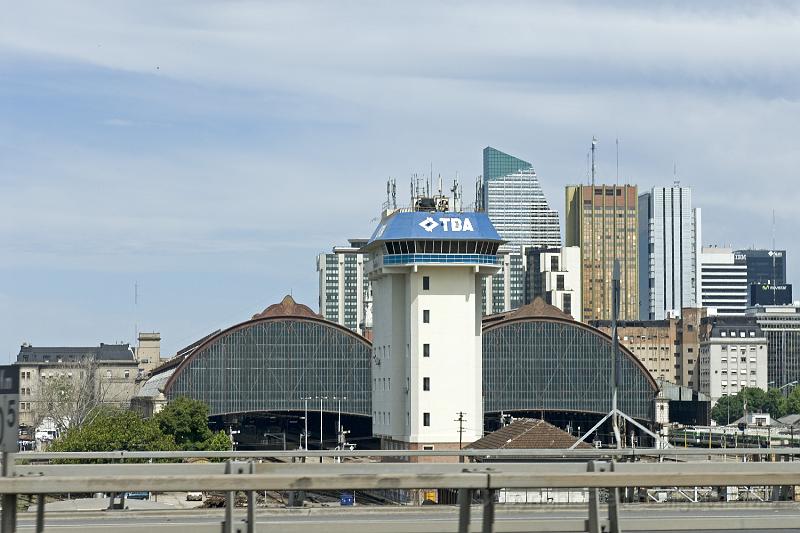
(50, 409), (175, 453)
(154, 396), (230, 451)
(50, 397), (230, 454)
(710, 387), (789, 425)
(787, 387), (800, 416)
(200, 430), (233, 451)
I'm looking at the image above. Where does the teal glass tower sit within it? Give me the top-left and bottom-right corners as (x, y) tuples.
(481, 146), (561, 250)
(483, 146), (532, 181)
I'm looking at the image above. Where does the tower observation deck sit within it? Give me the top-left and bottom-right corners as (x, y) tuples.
(364, 209), (503, 454)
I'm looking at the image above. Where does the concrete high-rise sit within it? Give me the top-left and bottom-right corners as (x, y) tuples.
(638, 186), (701, 320)
(700, 247), (748, 315)
(565, 184), (639, 321)
(481, 147), (561, 250)
(316, 239), (372, 335)
(365, 208), (502, 452)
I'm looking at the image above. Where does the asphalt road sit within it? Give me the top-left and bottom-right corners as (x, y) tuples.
(14, 504), (800, 532)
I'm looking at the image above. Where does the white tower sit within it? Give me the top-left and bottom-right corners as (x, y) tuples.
(364, 209), (503, 452)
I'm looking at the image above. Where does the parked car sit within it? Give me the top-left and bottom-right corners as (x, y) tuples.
(186, 491), (203, 501)
(125, 492), (150, 500)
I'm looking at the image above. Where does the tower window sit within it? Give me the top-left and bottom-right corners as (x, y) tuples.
(423, 343), (430, 357)
(423, 412), (431, 426)
(423, 377), (430, 391)
(422, 276), (430, 290)
(423, 310), (430, 323)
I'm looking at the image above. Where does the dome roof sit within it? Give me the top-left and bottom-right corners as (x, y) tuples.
(252, 295), (319, 319)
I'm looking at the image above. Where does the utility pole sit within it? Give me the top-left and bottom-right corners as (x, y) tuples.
(455, 412), (466, 463)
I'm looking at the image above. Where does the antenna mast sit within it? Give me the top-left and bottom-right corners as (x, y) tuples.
(591, 137), (597, 186)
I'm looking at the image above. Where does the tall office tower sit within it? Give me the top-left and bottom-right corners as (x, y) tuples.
(638, 187), (701, 320)
(734, 249), (789, 305)
(316, 238), (372, 335)
(524, 246), (582, 321)
(365, 209), (502, 453)
(699, 247), (749, 315)
(746, 304), (800, 389)
(481, 147), (561, 250)
(565, 184), (639, 321)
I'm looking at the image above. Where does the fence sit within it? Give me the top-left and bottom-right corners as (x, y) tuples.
(2, 448), (800, 533)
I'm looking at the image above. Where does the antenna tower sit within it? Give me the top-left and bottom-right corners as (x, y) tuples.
(591, 137), (597, 186)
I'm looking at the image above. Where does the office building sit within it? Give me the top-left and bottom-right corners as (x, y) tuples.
(524, 246), (582, 321)
(483, 252), (525, 315)
(700, 247), (749, 315)
(735, 249), (787, 286)
(565, 184), (639, 321)
(750, 283), (793, 306)
(15, 342), (140, 430)
(735, 249), (789, 306)
(676, 307), (707, 389)
(698, 315), (768, 402)
(592, 319), (679, 383)
(317, 238), (372, 335)
(638, 187), (701, 320)
(365, 208), (503, 452)
(481, 147), (561, 250)
(746, 304), (800, 389)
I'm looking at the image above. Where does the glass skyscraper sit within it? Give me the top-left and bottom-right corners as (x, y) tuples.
(481, 147), (561, 250)
(638, 186), (701, 320)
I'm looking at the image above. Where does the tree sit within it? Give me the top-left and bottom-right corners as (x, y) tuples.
(154, 397), (230, 451)
(764, 387), (788, 419)
(711, 387), (789, 425)
(50, 409), (175, 454)
(786, 387), (800, 416)
(711, 394), (744, 425)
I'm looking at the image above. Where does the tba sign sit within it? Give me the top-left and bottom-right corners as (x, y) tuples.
(0, 365), (19, 453)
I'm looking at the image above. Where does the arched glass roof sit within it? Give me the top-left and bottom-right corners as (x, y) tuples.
(164, 316), (372, 417)
(483, 315), (658, 421)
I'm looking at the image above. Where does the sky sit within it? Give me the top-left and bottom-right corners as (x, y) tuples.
(1, 1), (799, 361)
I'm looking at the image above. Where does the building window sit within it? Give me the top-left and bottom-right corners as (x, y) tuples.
(423, 310), (430, 323)
(423, 343), (430, 357)
(423, 377), (430, 391)
(422, 445), (434, 451)
(422, 276), (430, 291)
(550, 256), (559, 271)
(563, 293), (572, 315)
(556, 274), (565, 291)
(423, 412), (430, 426)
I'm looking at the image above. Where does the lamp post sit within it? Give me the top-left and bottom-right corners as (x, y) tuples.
(301, 397), (311, 451)
(316, 396), (327, 463)
(333, 396), (347, 463)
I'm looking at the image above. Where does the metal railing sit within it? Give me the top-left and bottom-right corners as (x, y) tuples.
(2, 449), (800, 533)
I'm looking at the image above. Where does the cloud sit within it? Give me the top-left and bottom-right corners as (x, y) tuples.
(0, 1), (799, 356)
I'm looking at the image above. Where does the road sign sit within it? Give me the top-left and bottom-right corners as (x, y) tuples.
(0, 365), (19, 452)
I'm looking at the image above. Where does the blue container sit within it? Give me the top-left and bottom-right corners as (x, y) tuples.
(340, 492), (354, 506)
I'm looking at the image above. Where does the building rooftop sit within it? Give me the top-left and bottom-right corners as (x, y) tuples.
(483, 297), (573, 327)
(16, 343), (135, 363)
(467, 418), (592, 450)
(367, 211), (502, 245)
(252, 294), (319, 319)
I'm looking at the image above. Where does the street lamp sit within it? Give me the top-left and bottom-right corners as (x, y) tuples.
(315, 396), (328, 463)
(300, 397), (311, 452)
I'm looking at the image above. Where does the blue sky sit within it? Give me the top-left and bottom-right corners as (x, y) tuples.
(2, 1), (799, 360)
